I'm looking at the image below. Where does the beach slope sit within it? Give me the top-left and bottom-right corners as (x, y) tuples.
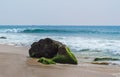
(0, 44), (119, 77)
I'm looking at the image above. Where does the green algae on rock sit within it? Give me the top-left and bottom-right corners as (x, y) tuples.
(38, 57), (56, 64)
(38, 47), (78, 65)
(52, 47), (77, 64)
(94, 57), (120, 61)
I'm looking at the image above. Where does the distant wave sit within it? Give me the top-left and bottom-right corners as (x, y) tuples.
(0, 28), (120, 34)
(22, 29), (100, 33)
(22, 29), (72, 33)
(0, 28), (71, 33)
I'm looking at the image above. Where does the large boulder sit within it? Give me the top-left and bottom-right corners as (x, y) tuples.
(29, 38), (78, 64)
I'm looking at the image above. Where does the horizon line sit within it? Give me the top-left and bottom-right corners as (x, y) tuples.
(0, 24), (120, 26)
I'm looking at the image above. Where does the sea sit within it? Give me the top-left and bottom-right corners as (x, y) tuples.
(0, 25), (120, 65)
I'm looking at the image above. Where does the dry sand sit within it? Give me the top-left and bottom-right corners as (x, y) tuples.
(0, 44), (120, 77)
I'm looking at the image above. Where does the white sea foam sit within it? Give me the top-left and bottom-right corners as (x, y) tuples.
(0, 28), (23, 33)
(0, 33), (120, 56)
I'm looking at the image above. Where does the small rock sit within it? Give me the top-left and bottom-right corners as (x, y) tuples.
(0, 36), (7, 39)
(94, 57), (120, 61)
(92, 62), (109, 65)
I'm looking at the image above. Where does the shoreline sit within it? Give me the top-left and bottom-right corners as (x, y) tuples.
(0, 44), (29, 56)
(0, 44), (120, 77)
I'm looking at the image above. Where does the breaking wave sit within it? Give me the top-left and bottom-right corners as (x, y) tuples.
(1, 28), (120, 34)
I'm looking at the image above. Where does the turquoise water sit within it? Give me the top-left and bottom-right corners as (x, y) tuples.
(0, 25), (120, 64)
(0, 25), (120, 39)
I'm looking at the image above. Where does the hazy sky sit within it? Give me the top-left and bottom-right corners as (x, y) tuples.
(0, 0), (120, 25)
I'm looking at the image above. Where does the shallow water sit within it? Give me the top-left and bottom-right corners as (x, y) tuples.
(0, 25), (120, 65)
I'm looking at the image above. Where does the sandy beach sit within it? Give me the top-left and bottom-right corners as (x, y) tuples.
(0, 44), (119, 77)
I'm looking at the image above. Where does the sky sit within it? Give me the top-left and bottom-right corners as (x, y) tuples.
(0, 0), (120, 25)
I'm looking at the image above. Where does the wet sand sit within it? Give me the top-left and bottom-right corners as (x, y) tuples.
(0, 44), (119, 77)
